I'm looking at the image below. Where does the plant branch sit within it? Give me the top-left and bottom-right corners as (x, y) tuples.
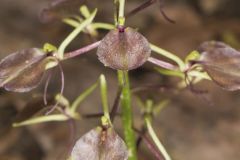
(126, 0), (156, 18)
(100, 74), (111, 123)
(63, 20), (115, 30)
(145, 118), (171, 160)
(110, 87), (122, 122)
(119, 0), (125, 18)
(58, 9), (97, 59)
(13, 114), (68, 127)
(150, 43), (185, 70)
(118, 0), (126, 26)
(118, 70), (137, 160)
(70, 82), (98, 113)
(64, 41), (101, 60)
(134, 127), (164, 160)
(91, 23), (115, 30)
(148, 57), (178, 70)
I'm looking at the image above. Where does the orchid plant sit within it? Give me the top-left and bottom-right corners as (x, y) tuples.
(0, 0), (239, 160)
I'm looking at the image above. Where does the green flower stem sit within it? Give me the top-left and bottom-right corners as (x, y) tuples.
(114, 0), (126, 26)
(115, 1), (136, 157)
(13, 114), (68, 127)
(62, 18), (80, 28)
(155, 67), (184, 78)
(91, 23), (115, 30)
(100, 74), (111, 123)
(118, 0), (126, 26)
(58, 9), (97, 59)
(119, 0), (125, 18)
(63, 19), (115, 31)
(118, 70), (137, 160)
(150, 43), (185, 71)
(145, 117), (172, 160)
(70, 82), (98, 113)
(155, 67), (211, 82)
(113, 0), (119, 25)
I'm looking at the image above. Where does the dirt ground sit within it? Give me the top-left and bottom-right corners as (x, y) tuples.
(0, 0), (239, 160)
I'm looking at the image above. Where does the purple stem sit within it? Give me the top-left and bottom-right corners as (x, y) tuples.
(158, 0), (175, 23)
(148, 56), (178, 70)
(126, 0), (157, 18)
(43, 71), (53, 105)
(64, 41), (101, 60)
(126, 0), (175, 23)
(45, 62), (65, 115)
(134, 127), (164, 160)
(110, 87), (122, 122)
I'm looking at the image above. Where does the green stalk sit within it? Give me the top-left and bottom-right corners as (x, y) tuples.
(119, 0), (125, 18)
(58, 9), (97, 59)
(118, 0), (125, 26)
(63, 20), (115, 30)
(145, 117), (171, 160)
(13, 114), (68, 127)
(91, 23), (115, 30)
(150, 43), (185, 71)
(100, 74), (111, 123)
(70, 82), (98, 113)
(115, 0), (137, 159)
(118, 70), (137, 160)
(113, 0), (119, 25)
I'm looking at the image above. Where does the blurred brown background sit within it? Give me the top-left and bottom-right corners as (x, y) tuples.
(0, 0), (240, 160)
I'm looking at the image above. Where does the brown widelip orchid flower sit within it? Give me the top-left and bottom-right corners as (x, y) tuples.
(97, 27), (151, 70)
(71, 126), (128, 160)
(0, 48), (57, 92)
(196, 41), (240, 91)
